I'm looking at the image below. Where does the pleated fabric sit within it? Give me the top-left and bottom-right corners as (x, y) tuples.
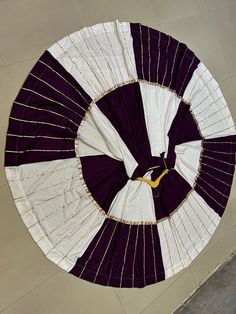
(4, 21), (236, 288)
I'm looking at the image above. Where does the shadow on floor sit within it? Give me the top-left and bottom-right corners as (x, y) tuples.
(175, 253), (236, 314)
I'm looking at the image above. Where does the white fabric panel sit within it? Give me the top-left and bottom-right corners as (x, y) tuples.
(108, 171), (156, 222)
(174, 140), (202, 187)
(139, 82), (181, 157)
(183, 62), (236, 138)
(77, 104), (138, 178)
(158, 190), (220, 278)
(48, 20), (137, 99)
(157, 219), (184, 278)
(5, 158), (105, 272)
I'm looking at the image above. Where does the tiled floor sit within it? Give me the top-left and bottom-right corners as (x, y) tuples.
(0, 1), (236, 314)
(176, 253), (236, 314)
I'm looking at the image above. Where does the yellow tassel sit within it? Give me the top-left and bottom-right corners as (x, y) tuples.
(136, 169), (169, 188)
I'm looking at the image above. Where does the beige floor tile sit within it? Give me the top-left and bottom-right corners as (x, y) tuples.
(150, 0), (204, 25)
(6, 58), (37, 91)
(0, 55), (5, 67)
(0, 132), (7, 187)
(0, 174), (6, 188)
(1, 270), (125, 314)
(0, 184), (30, 243)
(0, 58), (43, 187)
(75, 0), (158, 29)
(114, 270), (185, 314)
(158, 12), (231, 83)
(202, 0), (235, 11)
(0, 0), (85, 65)
(0, 67), (17, 134)
(210, 202), (236, 243)
(142, 270), (197, 314)
(209, 3), (236, 78)
(189, 225), (236, 287)
(220, 76), (236, 122)
(0, 185), (59, 311)
(227, 178), (236, 226)
(0, 67), (15, 188)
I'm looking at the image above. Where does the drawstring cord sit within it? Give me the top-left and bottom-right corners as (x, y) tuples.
(135, 157), (171, 188)
(135, 167), (169, 188)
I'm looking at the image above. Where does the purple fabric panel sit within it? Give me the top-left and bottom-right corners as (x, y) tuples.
(5, 50), (92, 166)
(9, 97), (80, 129)
(130, 24), (142, 79)
(175, 52), (199, 96)
(96, 82), (153, 173)
(195, 135), (236, 216)
(6, 134), (75, 166)
(69, 219), (165, 288)
(94, 85), (202, 219)
(151, 169), (192, 220)
(203, 135), (236, 155)
(6, 134), (75, 151)
(140, 224), (165, 286)
(131, 155), (175, 179)
(141, 25), (150, 81)
(148, 101), (201, 219)
(147, 100), (201, 219)
(38, 50), (91, 107)
(5, 150), (76, 166)
(80, 155), (129, 213)
(148, 28), (160, 83)
(7, 96), (77, 139)
(130, 23), (200, 96)
(168, 101), (203, 146)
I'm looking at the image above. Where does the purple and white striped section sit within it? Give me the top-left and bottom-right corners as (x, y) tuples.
(195, 136), (236, 217)
(48, 21), (138, 100)
(4, 21), (236, 288)
(69, 219), (165, 288)
(5, 157), (106, 272)
(96, 82), (153, 170)
(79, 82), (202, 222)
(5, 50), (91, 166)
(130, 23), (200, 95)
(80, 155), (129, 213)
(158, 190), (221, 278)
(184, 62), (236, 138)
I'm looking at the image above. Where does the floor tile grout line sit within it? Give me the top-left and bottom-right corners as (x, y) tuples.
(140, 270), (189, 314)
(1, 56), (39, 69)
(174, 250), (236, 313)
(157, 12), (204, 29)
(0, 270), (60, 313)
(156, 2), (236, 29)
(73, 0), (87, 27)
(206, 8), (232, 83)
(220, 73), (236, 84)
(200, 1), (236, 15)
(188, 267), (198, 289)
(113, 289), (128, 314)
(0, 184), (8, 189)
(142, 247), (236, 314)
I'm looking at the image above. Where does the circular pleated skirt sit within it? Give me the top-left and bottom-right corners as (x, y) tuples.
(4, 21), (236, 288)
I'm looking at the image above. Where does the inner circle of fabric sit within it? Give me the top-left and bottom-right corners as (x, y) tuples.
(76, 81), (203, 223)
